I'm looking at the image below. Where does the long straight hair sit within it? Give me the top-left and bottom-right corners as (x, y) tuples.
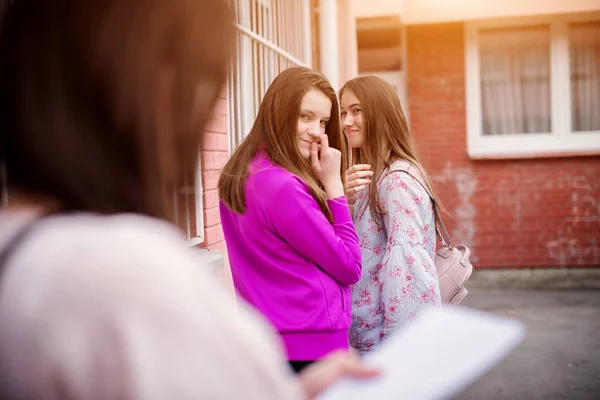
(340, 76), (446, 228)
(218, 67), (347, 222)
(0, 0), (233, 219)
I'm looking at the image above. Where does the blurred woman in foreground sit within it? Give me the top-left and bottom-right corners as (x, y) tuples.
(0, 1), (376, 398)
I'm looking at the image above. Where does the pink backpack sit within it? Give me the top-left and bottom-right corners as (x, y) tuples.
(390, 165), (474, 304)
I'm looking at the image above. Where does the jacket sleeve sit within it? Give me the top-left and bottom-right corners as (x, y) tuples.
(378, 171), (441, 342)
(268, 177), (362, 285)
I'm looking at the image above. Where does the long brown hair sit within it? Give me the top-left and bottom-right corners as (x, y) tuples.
(0, 0), (233, 219)
(219, 66), (347, 222)
(340, 76), (446, 228)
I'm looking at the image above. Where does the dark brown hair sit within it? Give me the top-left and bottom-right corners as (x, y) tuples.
(218, 66), (347, 222)
(340, 76), (446, 227)
(0, 0), (233, 219)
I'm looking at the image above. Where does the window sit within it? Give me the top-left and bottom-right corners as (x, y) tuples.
(465, 14), (600, 158)
(356, 17), (408, 118)
(228, 0), (312, 151)
(570, 21), (600, 132)
(172, 158), (204, 245)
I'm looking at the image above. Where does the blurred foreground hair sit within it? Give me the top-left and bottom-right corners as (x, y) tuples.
(0, 0), (233, 219)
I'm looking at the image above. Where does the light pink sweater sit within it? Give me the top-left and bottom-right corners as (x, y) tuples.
(0, 210), (303, 399)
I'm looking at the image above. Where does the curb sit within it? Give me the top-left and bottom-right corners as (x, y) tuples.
(468, 268), (600, 290)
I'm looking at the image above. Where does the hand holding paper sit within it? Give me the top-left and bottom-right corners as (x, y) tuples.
(317, 306), (525, 400)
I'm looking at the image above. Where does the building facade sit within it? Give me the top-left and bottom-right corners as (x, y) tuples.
(334, 0), (600, 268)
(201, 0), (600, 275)
(2, 1), (598, 278)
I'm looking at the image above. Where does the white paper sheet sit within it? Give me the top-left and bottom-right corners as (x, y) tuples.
(317, 306), (525, 400)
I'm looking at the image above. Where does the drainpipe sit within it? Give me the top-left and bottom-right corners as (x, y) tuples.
(318, 0), (339, 89)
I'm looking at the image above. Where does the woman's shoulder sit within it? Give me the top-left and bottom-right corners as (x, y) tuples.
(379, 161), (432, 202)
(388, 160), (416, 176)
(0, 211), (302, 399)
(1, 212), (194, 290)
(0, 211), (237, 346)
(42, 212), (186, 253)
(381, 160), (423, 188)
(0, 212), (210, 336)
(0, 210), (181, 247)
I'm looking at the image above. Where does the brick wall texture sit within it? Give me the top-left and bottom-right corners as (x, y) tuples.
(200, 95), (229, 252)
(406, 23), (600, 268)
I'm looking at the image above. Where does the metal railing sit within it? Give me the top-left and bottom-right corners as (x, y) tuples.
(228, 0), (312, 151)
(1, 0), (312, 244)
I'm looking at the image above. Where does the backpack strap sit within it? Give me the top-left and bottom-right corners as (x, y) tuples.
(386, 164), (453, 249)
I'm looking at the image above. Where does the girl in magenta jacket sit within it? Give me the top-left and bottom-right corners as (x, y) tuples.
(218, 67), (362, 373)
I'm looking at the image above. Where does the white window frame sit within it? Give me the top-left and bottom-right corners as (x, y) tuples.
(465, 12), (600, 159)
(180, 157), (204, 246)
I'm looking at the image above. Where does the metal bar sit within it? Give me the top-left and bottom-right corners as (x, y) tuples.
(194, 156), (204, 240)
(285, 0), (291, 60)
(318, 0), (340, 88)
(234, 23), (308, 66)
(227, 0), (313, 152)
(267, 0), (275, 85)
(302, 0), (313, 66)
(183, 172), (191, 239)
(250, 0), (260, 112)
(259, 1), (267, 97)
(276, 0), (283, 71)
(294, 0), (299, 59)
(172, 189), (179, 232)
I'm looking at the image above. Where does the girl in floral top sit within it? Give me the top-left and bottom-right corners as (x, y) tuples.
(340, 76), (444, 352)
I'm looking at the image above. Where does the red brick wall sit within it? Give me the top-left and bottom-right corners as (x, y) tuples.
(406, 23), (600, 268)
(200, 94), (229, 251)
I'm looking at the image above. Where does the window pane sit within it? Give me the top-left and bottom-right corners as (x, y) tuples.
(229, 0), (311, 151)
(479, 26), (551, 135)
(569, 21), (600, 132)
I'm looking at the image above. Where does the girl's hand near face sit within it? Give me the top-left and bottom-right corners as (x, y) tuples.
(311, 134), (344, 198)
(345, 164), (373, 206)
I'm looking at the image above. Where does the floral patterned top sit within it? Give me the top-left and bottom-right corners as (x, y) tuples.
(349, 160), (441, 352)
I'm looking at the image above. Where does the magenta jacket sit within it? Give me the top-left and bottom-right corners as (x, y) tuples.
(220, 152), (362, 361)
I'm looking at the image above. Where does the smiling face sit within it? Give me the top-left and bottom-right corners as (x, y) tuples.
(340, 90), (365, 149)
(296, 88), (332, 159)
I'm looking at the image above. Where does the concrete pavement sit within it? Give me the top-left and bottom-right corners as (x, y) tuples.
(456, 287), (600, 399)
